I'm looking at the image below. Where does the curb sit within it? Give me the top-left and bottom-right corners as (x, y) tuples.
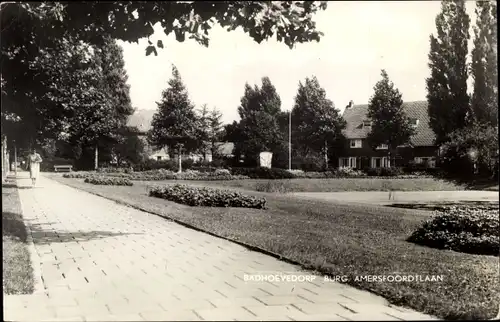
(15, 174), (46, 295)
(51, 176), (445, 320)
(53, 178), (309, 270)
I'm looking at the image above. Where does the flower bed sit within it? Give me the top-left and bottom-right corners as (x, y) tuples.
(84, 177), (133, 186)
(149, 184), (266, 209)
(407, 207), (499, 256)
(63, 172), (93, 179)
(130, 170), (249, 181)
(231, 167), (296, 179)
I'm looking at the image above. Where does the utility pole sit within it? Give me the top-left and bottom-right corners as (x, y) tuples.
(288, 110), (292, 171)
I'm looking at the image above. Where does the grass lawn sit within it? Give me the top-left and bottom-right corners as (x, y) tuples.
(53, 176), (499, 320)
(143, 177), (466, 193)
(2, 176), (34, 294)
(388, 200), (499, 211)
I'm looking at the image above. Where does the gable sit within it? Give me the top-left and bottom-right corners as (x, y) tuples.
(127, 109), (156, 133)
(342, 101), (436, 146)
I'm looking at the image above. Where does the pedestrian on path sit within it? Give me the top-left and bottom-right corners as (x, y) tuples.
(29, 148), (42, 187)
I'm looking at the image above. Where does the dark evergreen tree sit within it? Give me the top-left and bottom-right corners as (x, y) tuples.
(147, 65), (199, 172)
(471, 0), (498, 126)
(235, 77), (283, 166)
(367, 70), (415, 166)
(426, 0), (472, 145)
(291, 76), (345, 168)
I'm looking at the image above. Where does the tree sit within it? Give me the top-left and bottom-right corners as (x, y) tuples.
(366, 70), (415, 167)
(64, 38), (134, 169)
(208, 107), (224, 158)
(426, 0), (472, 145)
(291, 76), (346, 168)
(196, 104), (211, 161)
(114, 127), (147, 165)
(235, 77), (283, 165)
(470, 0), (498, 126)
(223, 121), (244, 164)
(1, 2), (327, 153)
(147, 65), (199, 172)
(441, 123), (498, 177)
(195, 104), (224, 162)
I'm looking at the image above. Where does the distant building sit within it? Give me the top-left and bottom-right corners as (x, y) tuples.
(127, 109), (234, 162)
(339, 100), (438, 169)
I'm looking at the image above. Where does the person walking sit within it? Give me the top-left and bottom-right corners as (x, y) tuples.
(29, 149), (43, 187)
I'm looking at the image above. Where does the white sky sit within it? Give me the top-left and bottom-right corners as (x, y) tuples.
(119, 1), (477, 124)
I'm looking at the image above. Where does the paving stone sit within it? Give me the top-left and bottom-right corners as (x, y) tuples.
(195, 307), (256, 320)
(6, 173), (438, 322)
(209, 296), (265, 308)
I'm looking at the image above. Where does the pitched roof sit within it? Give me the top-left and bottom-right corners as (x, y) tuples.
(342, 100), (436, 146)
(218, 142), (234, 155)
(127, 109), (156, 133)
(127, 110), (234, 155)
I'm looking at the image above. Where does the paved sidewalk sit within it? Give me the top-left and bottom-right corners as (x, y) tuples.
(4, 172), (437, 321)
(292, 191), (499, 205)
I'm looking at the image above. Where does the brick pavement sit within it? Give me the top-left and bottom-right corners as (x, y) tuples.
(4, 172), (437, 321)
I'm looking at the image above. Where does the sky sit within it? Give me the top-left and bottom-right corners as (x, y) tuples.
(119, 1), (477, 124)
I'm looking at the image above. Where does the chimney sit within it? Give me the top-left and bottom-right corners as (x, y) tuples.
(346, 100), (354, 109)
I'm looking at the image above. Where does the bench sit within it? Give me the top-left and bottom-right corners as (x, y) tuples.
(54, 165), (73, 172)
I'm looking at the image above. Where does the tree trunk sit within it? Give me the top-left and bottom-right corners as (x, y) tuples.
(178, 145), (182, 173)
(94, 145), (99, 170)
(324, 140), (329, 169)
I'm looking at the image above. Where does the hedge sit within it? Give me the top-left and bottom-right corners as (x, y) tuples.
(149, 184), (266, 209)
(407, 207), (499, 256)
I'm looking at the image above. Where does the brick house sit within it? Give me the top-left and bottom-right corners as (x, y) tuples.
(339, 100), (438, 169)
(127, 109), (233, 162)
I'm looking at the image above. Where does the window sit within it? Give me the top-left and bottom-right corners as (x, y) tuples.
(339, 157), (357, 168)
(371, 157), (389, 168)
(362, 120), (372, 127)
(350, 139), (362, 148)
(415, 157), (436, 168)
(157, 156), (162, 161)
(376, 144), (388, 150)
(410, 118), (419, 127)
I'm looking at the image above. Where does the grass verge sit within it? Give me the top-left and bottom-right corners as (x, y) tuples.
(148, 177), (465, 193)
(2, 176), (34, 294)
(52, 176), (499, 320)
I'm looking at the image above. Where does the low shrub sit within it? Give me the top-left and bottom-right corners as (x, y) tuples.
(364, 167), (404, 177)
(255, 180), (293, 193)
(63, 172), (93, 179)
(130, 170), (248, 181)
(149, 184), (266, 209)
(231, 167), (295, 179)
(97, 167), (133, 174)
(335, 168), (366, 177)
(214, 168), (231, 175)
(407, 207), (499, 256)
(84, 177), (133, 186)
(133, 159), (178, 172)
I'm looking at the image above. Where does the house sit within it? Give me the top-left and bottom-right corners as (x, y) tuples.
(339, 100), (438, 169)
(127, 109), (234, 162)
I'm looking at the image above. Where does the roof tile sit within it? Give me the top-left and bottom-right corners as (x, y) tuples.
(341, 100), (436, 146)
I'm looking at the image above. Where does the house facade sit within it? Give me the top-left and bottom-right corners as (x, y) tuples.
(339, 100), (439, 169)
(127, 109), (234, 162)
